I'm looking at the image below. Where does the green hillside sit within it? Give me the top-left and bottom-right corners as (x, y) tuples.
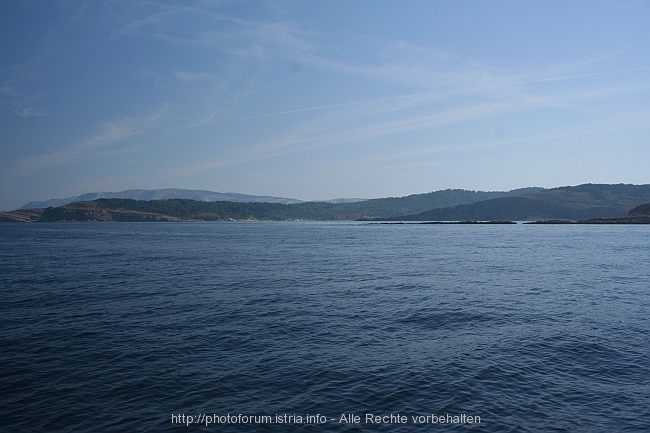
(2, 184), (650, 222)
(1, 187), (541, 222)
(382, 184), (650, 221)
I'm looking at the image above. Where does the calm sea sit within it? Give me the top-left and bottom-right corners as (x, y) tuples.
(1, 222), (649, 432)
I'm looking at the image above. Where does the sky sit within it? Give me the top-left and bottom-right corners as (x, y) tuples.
(1, 0), (650, 210)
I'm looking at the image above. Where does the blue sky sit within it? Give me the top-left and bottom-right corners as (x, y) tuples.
(1, 0), (650, 209)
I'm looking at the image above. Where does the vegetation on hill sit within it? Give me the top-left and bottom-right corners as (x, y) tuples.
(0, 208), (44, 222)
(2, 184), (649, 223)
(575, 201), (650, 224)
(379, 184), (650, 221)
(303, 187), (543, 219)
(629, 203), (650, 216)
(3, 188), (542, 222)
(35, 192), (543, 222)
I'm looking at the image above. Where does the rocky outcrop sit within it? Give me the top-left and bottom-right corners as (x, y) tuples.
(0, 209), (44, 222)
(39, 201), (184, 222)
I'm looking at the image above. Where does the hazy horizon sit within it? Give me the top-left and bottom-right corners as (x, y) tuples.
(8, 182), (650, 212)
(2, 1), (650, 210)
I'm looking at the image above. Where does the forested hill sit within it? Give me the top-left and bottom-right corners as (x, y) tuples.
(305, 187), (542, 219)
(3, 184), (649, 222)
(381, 184), (650, 221)
(2, 188), (542, 222)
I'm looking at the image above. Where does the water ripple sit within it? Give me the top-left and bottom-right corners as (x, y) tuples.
(1, 222), (649, 432)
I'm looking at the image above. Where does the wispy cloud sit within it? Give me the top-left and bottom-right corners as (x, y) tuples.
(173, 71), (220, 82)
(1, 84), (49, 118)
(243, 92), (433, 119)
(176, 73), (650, 178)
(244, 61), (650, 120)
(0, 2), (89, 119)
(519, 66), (650, 85)
(113, 2), (254, 37)
(42, 2), (650, 184)
(14, 107), (48, 118)
(175, 96), (548, 176)
(0, 84), (15, 96)
(8, 106), (168, 176)
(376, 112), (650, 162)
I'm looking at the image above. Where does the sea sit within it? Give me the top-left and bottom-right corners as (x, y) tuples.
(1, 222), (649, 432)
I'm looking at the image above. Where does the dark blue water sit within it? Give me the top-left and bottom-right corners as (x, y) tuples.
(2, 222), (649, 432)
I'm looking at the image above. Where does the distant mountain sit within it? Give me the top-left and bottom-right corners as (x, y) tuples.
(321, 198), (368, 204)
(19, 187), (542, 217)
(380, 184), (650, 221)
(301, 187), (544, 219)
(2, 187), (543, 222)
(21, 188), (303, 209)
(3, 184), (650, 223)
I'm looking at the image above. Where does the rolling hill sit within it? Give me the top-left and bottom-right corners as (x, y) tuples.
(11, 187), (544, 220)
(380, 184), (650, 221)
(3, 184), (650, 222)
(20, 188), (304, 209)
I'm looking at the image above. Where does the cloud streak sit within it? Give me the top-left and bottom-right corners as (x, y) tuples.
(9, 106), (168, 176)
(71, 6), (650, 182)
(5, 1), (649, 204)
(245, 59), (650, 119)
(176, 73), (650, 178)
